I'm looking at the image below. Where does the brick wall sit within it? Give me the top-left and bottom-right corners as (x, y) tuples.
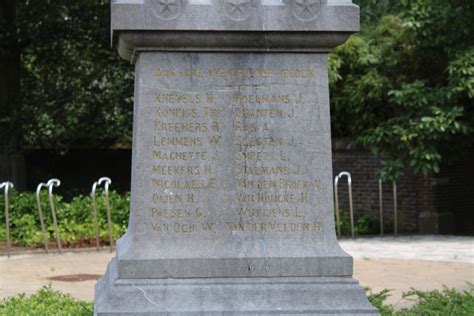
(20, 142), (474, 235)
(332, 140), (419, 233)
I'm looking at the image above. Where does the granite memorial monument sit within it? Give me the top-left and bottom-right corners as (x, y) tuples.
(94, 0), (378, 314)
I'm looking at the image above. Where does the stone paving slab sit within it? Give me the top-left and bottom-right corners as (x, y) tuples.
(340, 235), (474, 263)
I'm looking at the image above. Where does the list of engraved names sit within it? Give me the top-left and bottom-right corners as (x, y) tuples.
(148, 65), (322, 236)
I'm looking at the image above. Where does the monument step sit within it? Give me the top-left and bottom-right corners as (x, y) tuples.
(115, 256), (353, 279)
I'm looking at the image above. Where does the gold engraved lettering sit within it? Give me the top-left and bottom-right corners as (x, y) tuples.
(235, 179), (278, 190)
(155, 93), (201, 104)
(300, 192), (309, 203)
(152, 165), (201, 176)
(208, 136), (221, 145)
(154, 121), (208, 133)
(279, 151), (289, 161)
(257, 192), (296, 204)
(312, 179), (321, 189)
(235, 192), (296, 204)
(179, 68), (203, 77)
(233, 108), (284, 119)
(227, 221), (321, 233)
(151, 222), (169, 232)
(235, 136), (283, 147)
(152, 193), (183, 204)
(204, 165), (213, 175)
(279, 68), (316, 78)
(236, 165), (289, 176)
(211, 151), (220, 161)
(155, 68), (176, 77)
(152, 178), (218, 190)
(203, 107), (218, 118)
(279, 179), (309, 190)
(206, 93), (215, 103)
(187, 194), (195, 203)
(233, 121), (257, 133)
(150, 207), (194, 219)
(235, 151), (275, 161)
(235, 207), (292, 218)
(236, 179), (316, 190)
(153, 151), (208, 161)
(236, 193), (254, 203)
(288, 107), (295, 118)
(149, 64), (320, 238)
(295, 208), (304, 219)
(232, 93), (290, 104)
(173, 222), (196, 233)
(154, 107), (198, 118)
(154, 136), (203, 147)
(201, 223), (214, 231)
(207, 68), (272, 78)
(195, 207), (202, 217)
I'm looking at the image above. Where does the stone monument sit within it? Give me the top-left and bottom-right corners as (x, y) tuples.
(95, 0), (378, 314)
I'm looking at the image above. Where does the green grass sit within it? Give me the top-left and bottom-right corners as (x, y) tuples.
(1, 285), (473, 315)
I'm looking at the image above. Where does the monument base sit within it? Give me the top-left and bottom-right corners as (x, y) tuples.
(95, 258), (378, 315)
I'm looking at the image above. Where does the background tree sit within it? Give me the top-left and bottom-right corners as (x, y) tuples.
(330, 0), (473, 180)
(2, 0), (473, 182)
(17, 0), (134, 150)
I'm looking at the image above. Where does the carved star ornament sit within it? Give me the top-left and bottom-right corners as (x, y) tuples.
(152, 0), (185, 20)
(224, 0), (253, 21)
(292, 0), (326, 21)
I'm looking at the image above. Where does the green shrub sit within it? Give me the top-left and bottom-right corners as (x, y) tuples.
(0, 285), (92, 316)
(366, 286), (474, 316)
(0, 190), (130, 248)
(400, 286), (474, 315)
(336, 209), (379, 236)
(366, 288), (395, 315)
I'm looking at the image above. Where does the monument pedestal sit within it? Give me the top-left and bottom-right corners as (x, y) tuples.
(96, 259), (375, 315)
(96, 1), (378, 314)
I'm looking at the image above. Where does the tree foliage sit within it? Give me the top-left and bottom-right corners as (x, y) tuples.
(331, 0), (473, 179)
(3, 0), (473, 179)
(16, 0), (134, 150)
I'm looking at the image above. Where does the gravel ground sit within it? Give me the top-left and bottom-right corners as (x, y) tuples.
(1, 235), (473, 309)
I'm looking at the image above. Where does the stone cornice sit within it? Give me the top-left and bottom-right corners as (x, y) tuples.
(112, 0), (359, 62)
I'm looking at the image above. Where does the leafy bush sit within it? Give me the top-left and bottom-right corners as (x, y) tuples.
(0, 285), (92, 315)
(366, 288), (395, 315)
(0, 190), (130, 248)
(336, 209), (379, 236)
(366, 286), (474, 316)
(400, 286), (474, 315)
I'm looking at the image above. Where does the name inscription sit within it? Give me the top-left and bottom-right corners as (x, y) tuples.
(145, 63), (322, 236)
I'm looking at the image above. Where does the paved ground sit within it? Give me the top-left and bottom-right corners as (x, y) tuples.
(1, 236), (473, 309)
(341, 235), (474, 263)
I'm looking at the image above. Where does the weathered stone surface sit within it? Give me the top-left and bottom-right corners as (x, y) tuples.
(111, 0), (359, 33)
(111, 0), (360, 61)
(116, 52), (350, 279)
(95, 0), (378, 314)
(95, 259), (377, 315)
